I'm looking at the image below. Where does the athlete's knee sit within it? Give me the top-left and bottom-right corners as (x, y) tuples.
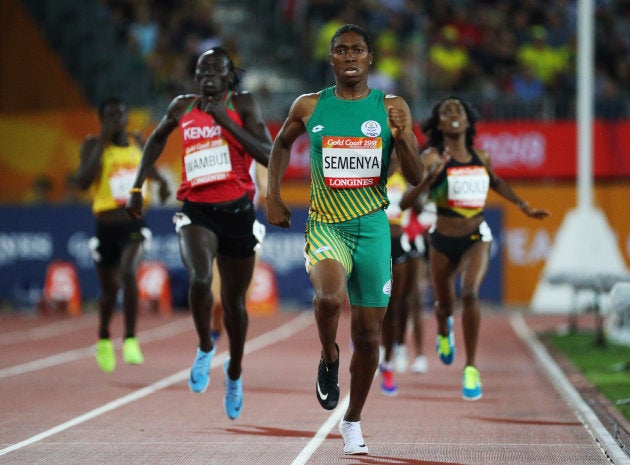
(223, 295), (247, 316)
(314, 289), (346, 313)
(460, 288), (479, 308)
(223, 302), (248, 327)
(188, 273), (211, 296)
(100, 291), (117, 308)
(434, 300), (452, 317)
(351, 329), (380, 359)
(120, 269), (137, 287)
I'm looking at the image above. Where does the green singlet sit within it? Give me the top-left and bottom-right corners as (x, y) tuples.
(303, 87), (395, 307)
(306, 86), (394, 223)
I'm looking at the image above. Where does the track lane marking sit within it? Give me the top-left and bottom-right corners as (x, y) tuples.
(0, 311), (314, 457)
(0, 317), (192, 379)
(291, 394), (349, 464)
(0, 316), (97, 346)
(294, 313), (630, 464)
(510, 312), (630, 465)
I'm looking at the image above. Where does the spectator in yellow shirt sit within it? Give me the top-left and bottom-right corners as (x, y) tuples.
(428, 26), (471, 91)
(516, 26), (570, 88)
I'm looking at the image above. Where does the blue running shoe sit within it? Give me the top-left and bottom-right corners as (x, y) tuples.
(436, 316), (455, 365)
(462, 365), (483, 400)
(223, 358), (243, 420)
(188, 347), (215, 393)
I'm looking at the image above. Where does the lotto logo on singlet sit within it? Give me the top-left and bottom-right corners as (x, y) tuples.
(361, 120), (381, 137)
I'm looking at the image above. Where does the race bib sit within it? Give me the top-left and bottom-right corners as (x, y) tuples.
(109, 168), (138, 205)
(184, 140), (233, 186)
(446, 166), (490, 208)
(322, 136), (382, 188)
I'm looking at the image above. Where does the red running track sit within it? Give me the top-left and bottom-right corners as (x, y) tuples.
(0, 308), (628, 464)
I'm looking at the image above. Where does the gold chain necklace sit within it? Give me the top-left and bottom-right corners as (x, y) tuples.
(334, 86), (370, 100)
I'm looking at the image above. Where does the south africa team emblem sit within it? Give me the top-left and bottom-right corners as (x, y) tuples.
(361, 120), (381, 137)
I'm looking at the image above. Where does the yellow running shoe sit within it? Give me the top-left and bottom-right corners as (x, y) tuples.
(436, 316), (455, 365)
(122, 337), (144, 365)
(462, 365), (483, 400)
(95, 339), (116, 373)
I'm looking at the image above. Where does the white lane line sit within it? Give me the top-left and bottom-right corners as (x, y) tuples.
(510, 312), (630, 465)
(291, 394), (349, 465)
(0, 348), (94, 378)
(0, 311), (313, 457)
(0, 316), (97, 346)
(0, 317), (192, 379)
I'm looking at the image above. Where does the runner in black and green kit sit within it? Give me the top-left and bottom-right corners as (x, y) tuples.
(266, 24), (423, 456)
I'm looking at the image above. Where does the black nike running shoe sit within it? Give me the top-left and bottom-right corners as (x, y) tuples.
(316, 343), (340, 410)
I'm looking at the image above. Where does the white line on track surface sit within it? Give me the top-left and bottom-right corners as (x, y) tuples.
(510, 312), (630, 465)
(291, 394), (349, 465)
(0, 317), (192, 379)
(0, 311), (314, 457)
(0, 316), (96, 346)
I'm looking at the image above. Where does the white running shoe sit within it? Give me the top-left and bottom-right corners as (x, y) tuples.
(410, 355), (428, 374)
(339, 420), (369, 455)
(393, 344), (408, 373)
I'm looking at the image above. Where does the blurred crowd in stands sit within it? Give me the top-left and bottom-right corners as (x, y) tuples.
(102, 0), (228, 99)
(101, 0), (629, 120)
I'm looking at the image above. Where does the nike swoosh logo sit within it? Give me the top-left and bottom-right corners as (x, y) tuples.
(316, 382), (328, 400)
(182, 120), (194, 127)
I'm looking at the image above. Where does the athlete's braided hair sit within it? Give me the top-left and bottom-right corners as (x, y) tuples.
(421, 96), (479, 153)
(330, 24), (374, 54)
